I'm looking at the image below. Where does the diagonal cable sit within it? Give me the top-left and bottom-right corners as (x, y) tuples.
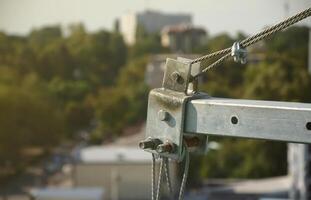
(191, 7), (311, 78)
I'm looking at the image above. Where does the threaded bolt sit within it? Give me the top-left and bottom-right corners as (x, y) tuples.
(139, 140), (155, 150)
(139, 138), (161, 150)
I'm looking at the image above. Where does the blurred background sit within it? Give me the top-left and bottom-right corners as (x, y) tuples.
(0, 0), (311, 199)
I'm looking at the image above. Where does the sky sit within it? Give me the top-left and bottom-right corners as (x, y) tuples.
(0, 0), (310, 36)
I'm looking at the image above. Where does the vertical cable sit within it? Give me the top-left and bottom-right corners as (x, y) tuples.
(151, 154), (156, 200)
(178, 144), (190, 200)
(156, 157), (164, 200)
(164, 157), (173, 199)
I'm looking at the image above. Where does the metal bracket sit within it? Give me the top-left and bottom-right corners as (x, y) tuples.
(140, 58), (205, 160)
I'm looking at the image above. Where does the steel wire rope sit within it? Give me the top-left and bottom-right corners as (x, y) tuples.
(151, 154), (156, 200)
(190, 7), (311, 78)
(178, 143), (190, 200)
(163, 157), (173, 199)
(155, 157), (164, 200)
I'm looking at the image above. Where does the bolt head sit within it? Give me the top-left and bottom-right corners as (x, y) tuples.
(158, 110), (169, 121)
(171, 72), (183, 84)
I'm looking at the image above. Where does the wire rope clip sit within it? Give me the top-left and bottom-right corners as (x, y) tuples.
(231, 42), (247, 64)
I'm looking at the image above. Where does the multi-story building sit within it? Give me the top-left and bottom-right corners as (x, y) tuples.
(119, 10), (192, 45)
(161, 24), (207, 53)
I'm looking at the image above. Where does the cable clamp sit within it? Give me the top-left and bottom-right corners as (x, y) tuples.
(231, 42), (247, 64)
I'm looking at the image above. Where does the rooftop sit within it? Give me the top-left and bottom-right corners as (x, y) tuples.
(75, 146), (151, 164)
(30, 187), (104, 200)
(162, 24), (206, 34)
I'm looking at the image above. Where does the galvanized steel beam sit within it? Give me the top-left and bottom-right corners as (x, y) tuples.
(185, 97), (311, 143)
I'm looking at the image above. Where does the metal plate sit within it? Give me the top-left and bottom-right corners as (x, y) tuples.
(143, 58), (205, 160)
(145, 88), (190, 160)
(162, 58), (191, 93)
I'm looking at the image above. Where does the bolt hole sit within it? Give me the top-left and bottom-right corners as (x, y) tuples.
(231, 116), (238, 125)
(306, 122), (311, 131)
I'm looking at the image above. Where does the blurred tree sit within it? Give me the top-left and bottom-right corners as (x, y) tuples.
(66, 25), (127, 87)
(130, 25), (167, 58)
(0, 33), (36, 74)
(29, 26), (62, 51)
(36, 39), (75, 80)
(90, 57), (149, 143)
(0, 68), (64, 170)
(116, 57), (149, 125)
(64, 101), (93, 136)
(200, 139), (287, 178)
(48, 77), (91, 102)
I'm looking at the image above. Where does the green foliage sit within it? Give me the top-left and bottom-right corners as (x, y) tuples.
(64, 100), (93, 136)
(66, 24), (127, 86)
(48, 78), (91, 102)
(244, 60), (311, 102)
(29, 26), (62, 49)
(0, 24), (133, 180)
(0, 68), (65, 166)
(200, 139), (287, 178)
(90, 57), (149, 143)
(130, 25), (167, 58)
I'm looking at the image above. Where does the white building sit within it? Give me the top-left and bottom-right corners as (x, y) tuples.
(73, 144), (177, 200)
(119, 10), (192, 45)
(30, 187), (105, 200)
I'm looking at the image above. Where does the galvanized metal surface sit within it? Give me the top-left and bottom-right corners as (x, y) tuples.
(185, 97), (311, 143)
(143, 58), (203, 160)
(145, 88), (190, 160)
(176, 57), (201, 95)
(162, 58), (192, 94)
